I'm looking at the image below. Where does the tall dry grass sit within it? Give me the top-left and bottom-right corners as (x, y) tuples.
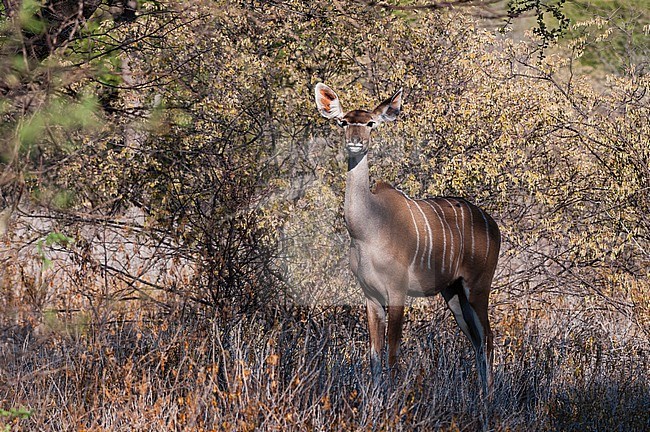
(1, 281), (649, 431)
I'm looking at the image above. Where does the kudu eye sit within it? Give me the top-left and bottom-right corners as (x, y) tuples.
(366, 121), (376, 128)
(336, 119), (348, 128)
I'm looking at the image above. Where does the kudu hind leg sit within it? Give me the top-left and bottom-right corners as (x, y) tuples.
(442, 282), (472, 340)
(366, 298), (386, 383)
(468, 292), (494, 396)
(459, 285), (493, 397)
(442, 281), (491, 395)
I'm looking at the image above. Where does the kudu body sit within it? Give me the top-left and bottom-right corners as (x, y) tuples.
(314, 83), (501, 394)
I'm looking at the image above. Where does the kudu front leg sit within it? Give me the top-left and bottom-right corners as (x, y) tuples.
(366, 298), (386, 384)
(387, 304), (405, 380)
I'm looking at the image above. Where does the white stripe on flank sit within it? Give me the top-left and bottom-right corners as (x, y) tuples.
(412, 200), (433, 269)
(443, 198), (463, 275)
(423, 200), (447, 274)
(457, 200), (467, 257)
(430, 200), (454, 275)
(403, 197), (421, 268)
(464, 201), (476, 262)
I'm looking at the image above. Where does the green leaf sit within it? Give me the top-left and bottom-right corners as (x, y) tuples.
(19, 0), (46, 34)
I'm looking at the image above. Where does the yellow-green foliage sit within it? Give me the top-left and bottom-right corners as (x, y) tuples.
(76, 0), (646, 318)
(213, 2), (649, 310)
(4, 0), (647, 311)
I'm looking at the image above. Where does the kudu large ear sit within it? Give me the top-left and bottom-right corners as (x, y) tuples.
(372, 88), (403, 123)
(315, 83), (344, 119)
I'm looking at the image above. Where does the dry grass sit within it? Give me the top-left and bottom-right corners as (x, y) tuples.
(1, 296), (649, 431)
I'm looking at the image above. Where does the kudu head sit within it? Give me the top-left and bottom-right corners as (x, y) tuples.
(314, 83), (403, 155)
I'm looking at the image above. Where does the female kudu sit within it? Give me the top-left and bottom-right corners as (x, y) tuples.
(314, 83), (500, 395)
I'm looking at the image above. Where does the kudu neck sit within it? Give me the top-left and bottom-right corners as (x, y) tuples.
(348, 150), (367, 171)
(345, 152), (375, 238)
